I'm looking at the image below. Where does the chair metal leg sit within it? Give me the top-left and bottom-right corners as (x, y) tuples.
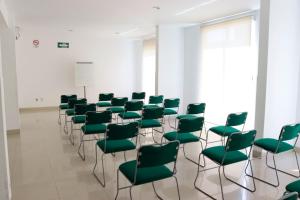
(64, 114), (68, 134)
(78, 132), (86, 160)
(115, 169), (120, 200)
(69, 122), (75, 145)
(245, 154), (279, 187)
(222, 160), (256, 192)
(265, 151), (300, 178)
(152, 182), (163, 200)
(173, 176), (181, 200)
(93, 145), (106, 187)
(58, 108), (61, 125)
(182, 143), (206, 167)
(218, 167), (225, 200)
(168, 115), (176, 129)
(129, 187), (133, 200)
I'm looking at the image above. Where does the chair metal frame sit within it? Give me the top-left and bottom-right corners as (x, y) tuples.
(58, 95), (77, 125)
(93, 122), (139, 187)
(194, 131), (256, 200)
(162, 98), (180, 129)
(245, 126), (300, 187)
(115, 141), (181, 200)
(119, 101), (144, 124)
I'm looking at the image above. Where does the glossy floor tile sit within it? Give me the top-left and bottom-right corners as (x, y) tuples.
(7, 110), (299, 200)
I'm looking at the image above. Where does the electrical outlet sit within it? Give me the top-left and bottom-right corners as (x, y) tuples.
(35, 98), (39, 102)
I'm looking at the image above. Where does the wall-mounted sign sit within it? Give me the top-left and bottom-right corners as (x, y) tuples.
(33, 40), (39, 48)
(57, 42), (69, 48)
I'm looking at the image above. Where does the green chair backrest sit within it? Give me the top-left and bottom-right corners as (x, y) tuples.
(137, 141), (180, 168)
(132, 92), (146, 100)
(149, 95), (164, 104)
(106, 122), (139, 140)
(279, 192), (298, 200)
(111, 97), (128, 107)
(74, 103), (96, 115)
(279, 123), (300, 141)
(99, 93), (114, 101)
(86, 111), (112, 124)
(61, 95), (77, 104)
(177, 117), (204, 133)
(187, 103), (206, 115)
(164, 98), (180, 108)
(142, 107), (164, 120)
(226, 112), (248, 127)
(226, 130), (256, 152)
(68, 98), (87, 109)
(125, 101), (144, 112)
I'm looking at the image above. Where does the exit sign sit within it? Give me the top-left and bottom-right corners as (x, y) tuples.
(57, 42), (69, 48)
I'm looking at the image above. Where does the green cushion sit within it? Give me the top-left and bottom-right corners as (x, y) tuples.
(71, 115), (86, 124)
(96, 101), (112, 107)
(139, 119), (162, 128)
(59, 103), (69, 109)
(107, 107), (125, 113)
(286, 180), (300, 197)
(97, 139), (136, 153)
(119, 160), (173, 185)
(163, 108), (177, 115)
(81, 124), (107, 134)
(254, 138), (293, 154)
(209, 125), (240, 137)
(202, 146), (248, 166)
(66, 109), (75, 116)
(118, 112), (141, 119)
(176, 114), (197, 120)
(163, 131), (199, 144)
(143, 104), (160, 109)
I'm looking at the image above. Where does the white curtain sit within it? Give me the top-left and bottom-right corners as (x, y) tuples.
(142, 38), (156, 100)
(200, 16), (257, 128)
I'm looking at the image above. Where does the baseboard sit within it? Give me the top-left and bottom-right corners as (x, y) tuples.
(7, 129), (20, 134)
(20, 106), (57, 112)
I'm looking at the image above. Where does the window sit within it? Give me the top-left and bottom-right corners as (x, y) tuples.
(200, 16), (258, 128)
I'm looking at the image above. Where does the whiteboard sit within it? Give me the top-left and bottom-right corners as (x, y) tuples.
(75, 62), (95, 86)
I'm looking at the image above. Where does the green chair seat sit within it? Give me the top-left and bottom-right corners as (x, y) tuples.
(97, 139), (136, 153)
(119, 160), (173, 185)
(119, 112), (141, 119)
(66, 109), (75, 116)
(72, 115), (86, 124)
(209, 125), (240, 137)
(60, 103), (69, 109)
(96, 101), (112, 107)
(138, 119), (162, 128)
(202, 146), (248, 166)
(81, 124), (107, 134)
(107, 107), (125, 113)
(164, 131), (199, 144)
(286, 180), (300, 197)
(163, 108), (177, 115)
(143, 104), (160, 109)
(176, 114), (197, 120)
(254, 138), (293, 154)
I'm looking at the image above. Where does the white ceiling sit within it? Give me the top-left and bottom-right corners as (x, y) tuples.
(9, 0), (260, 38)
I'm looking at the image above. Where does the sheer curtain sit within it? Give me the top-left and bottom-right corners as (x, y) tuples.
(142, 38), (156, 100)
(200, 16), (257, 128)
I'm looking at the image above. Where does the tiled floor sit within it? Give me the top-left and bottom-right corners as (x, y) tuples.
(7, 110), (299, 200)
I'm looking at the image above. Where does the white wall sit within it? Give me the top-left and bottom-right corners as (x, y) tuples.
(182, 25), (201, 111)
(157, 25), (184, 108)
(16, 27), (142, 108)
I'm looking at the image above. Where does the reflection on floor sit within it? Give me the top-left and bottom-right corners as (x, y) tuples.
(7, 110), (299, 200)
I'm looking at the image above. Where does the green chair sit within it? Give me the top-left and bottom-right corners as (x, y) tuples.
(78, 110), (112, 160)
(143, 95), (164, 109)
(118, 101), (143, 123)
(175, 103), (206, 129)
(132, 92), (146, 102)
(138, 107), (164, 143)
(58, 94), (77, 125)
(194, 130), (257, 200)
(70, 103), (96, 145)
(245, 123), (300, 187)
(162, 117), (205, 166)
(93, 122), (139, 187)
(96, 93), (114, 109)
(206, 112), (248, 147)
(115, 141), (181, 200)
(107, 97), (128, 121)
(163, 98), (180, 128)
(64, 98), (87, 134)
(284, 179), (300, 199)
(279, 192), (298, 200)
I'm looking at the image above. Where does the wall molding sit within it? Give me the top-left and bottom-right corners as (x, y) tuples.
(19, 106), (57, 113)
(7, 129), (20, 134)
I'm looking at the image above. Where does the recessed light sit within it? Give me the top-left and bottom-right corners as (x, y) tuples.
(152, 6), (160, 10)
(176, 0), (217, 16)
(117, 28), (138, 36)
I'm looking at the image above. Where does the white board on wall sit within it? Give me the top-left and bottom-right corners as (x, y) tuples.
(75, 62), (95, 87)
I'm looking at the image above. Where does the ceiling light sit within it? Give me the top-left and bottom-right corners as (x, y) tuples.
(117, 28), (138, 36)
(175, 0), (217, 16)
(152, 6), (160, 10)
